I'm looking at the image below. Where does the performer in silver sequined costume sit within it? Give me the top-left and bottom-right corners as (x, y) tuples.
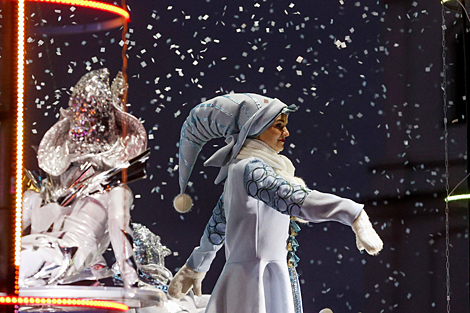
(20, 69), (147, 288)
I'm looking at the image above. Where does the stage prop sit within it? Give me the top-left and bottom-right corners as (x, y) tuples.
(0, 0), (181, 310)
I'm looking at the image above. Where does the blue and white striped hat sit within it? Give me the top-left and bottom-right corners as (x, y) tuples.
(174, 93), (297, 212)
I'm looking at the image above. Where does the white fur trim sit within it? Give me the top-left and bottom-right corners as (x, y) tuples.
(352, 210), (383, 255)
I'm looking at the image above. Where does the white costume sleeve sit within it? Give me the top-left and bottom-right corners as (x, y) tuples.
(244, 159), (363, 226)
(186, 195), (225, 273)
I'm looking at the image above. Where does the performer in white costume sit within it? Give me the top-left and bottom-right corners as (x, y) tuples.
(20, 69), (148, 288)
(168, 93), (383, 313)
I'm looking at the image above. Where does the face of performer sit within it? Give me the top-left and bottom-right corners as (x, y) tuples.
(257, 113), (290, 152)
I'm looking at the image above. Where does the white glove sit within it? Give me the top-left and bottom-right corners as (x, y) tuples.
(168, 264), (206, 299)
(352, 210), (383, 255)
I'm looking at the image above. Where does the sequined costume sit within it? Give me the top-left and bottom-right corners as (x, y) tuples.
(19, 69), (147, 288)
(186, 156), (363, 313)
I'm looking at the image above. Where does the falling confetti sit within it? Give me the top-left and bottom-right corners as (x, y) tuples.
(12, 0), (469, 312)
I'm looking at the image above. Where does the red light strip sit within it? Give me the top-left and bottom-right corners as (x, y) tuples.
(14, 0), (26, 294)
(27, 0), (130, 21)
(0, 296), (129, 311)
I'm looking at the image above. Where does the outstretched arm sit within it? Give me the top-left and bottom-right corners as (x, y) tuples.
(168, 194), (226, 299)
(244, 158), (383, 255)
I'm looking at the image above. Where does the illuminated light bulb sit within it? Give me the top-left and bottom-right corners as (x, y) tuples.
(15, 0), (26, 275)
(0, 297), (128, 311)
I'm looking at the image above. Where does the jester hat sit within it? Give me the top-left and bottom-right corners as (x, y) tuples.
(174, 93), (297, 212)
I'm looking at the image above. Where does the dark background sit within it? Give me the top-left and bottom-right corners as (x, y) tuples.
(1, 0), (468, 312)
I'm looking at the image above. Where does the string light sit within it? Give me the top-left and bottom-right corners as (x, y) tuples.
(0, 296), (128, 311)
(27, 0), (130, 21)
(445, 194), (470, 202)
(14, 0), (26, 295)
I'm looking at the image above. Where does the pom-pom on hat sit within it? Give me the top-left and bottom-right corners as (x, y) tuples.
(174, 93), (297, 213)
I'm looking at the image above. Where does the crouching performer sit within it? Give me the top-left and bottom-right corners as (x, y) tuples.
(20, 69), (148, 288)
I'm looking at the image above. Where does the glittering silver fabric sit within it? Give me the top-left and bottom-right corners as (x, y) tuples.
(110, 71), (128, 110)
(132, 223), (173, 285)
(288, 266), (303, 313)
(37, 68), (147, 176)
(20, 186), (137, 287)
(20, 69), (148, 288)
(68, 68), (117, 155)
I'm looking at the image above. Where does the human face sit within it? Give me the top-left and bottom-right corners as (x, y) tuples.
(257, 114), (289, 152)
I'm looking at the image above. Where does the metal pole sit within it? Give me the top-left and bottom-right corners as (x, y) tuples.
(464, 1), (470, 304)
(463, 2), (469, 193)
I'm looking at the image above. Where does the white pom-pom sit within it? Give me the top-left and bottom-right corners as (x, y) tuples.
(173, 193), (193, 213)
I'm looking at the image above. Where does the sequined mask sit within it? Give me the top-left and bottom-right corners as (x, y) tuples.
(67, 69), (117, 155)
(37, 68), (147, 177)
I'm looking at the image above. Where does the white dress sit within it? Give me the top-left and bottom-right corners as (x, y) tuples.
(186, 157), (363, 313)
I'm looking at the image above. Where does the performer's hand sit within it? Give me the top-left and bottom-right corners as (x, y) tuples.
(168, 264), (206, 299)
(352, 210), (383, 255)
